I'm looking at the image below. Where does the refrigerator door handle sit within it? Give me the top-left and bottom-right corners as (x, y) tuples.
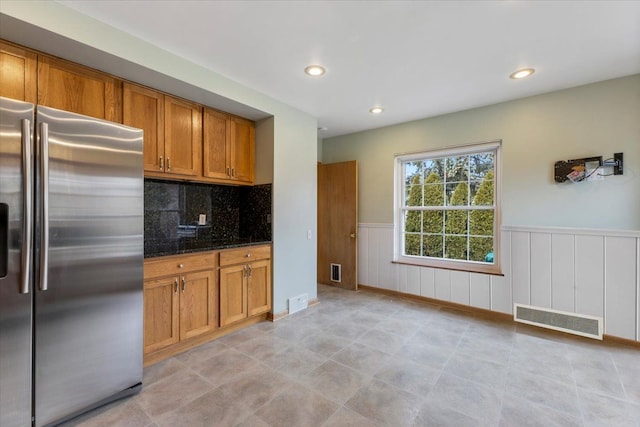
(20, 119), (33, 294)
(39, 122), (50, 291)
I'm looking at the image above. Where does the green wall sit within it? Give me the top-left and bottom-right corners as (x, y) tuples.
(0, 0), (318, 314)
(323, 75), (640, 231)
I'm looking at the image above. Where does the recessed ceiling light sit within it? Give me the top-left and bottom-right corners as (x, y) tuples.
(369, 106), (384, 114)
(510, 68), (535, 79)
(304, 65), (326, 77)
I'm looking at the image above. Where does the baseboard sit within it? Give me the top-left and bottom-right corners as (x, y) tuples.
(358, 284), (640, 348)
(269, 297), (320, 322)
(358, 284), (512, 322)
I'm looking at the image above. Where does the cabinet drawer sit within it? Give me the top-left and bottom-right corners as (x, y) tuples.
(219, 245), (271, 267)
(144, 252), (217, 279)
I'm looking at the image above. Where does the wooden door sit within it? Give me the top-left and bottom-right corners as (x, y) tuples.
(317, 161), (358, 289)
(0, 41), (37, 103)
(219, 264), (247, 326)
(143, 276), (179, 354)
(247, 259), (271, 316)
(123, 83), (165, 173)
(37, 55), (121, 122)
(164, 96), (201, 177)
(230, 117), (255, 184)
(179, 270), (216, 340)
(203, 108), (230, 180)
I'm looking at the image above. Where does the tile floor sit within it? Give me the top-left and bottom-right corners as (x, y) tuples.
(63, 284), (640, 427)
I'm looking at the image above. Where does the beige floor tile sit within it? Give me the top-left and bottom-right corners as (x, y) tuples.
(300, 360), (370, 405)
(345, 378), (423, 427)
(190, 348), (263, 387)
(214, 366), (293, 411)
(154, 389), (251, 427)
(499, 395), (582, 427)
(414, 400), (491, 427)
(429, 373), (503, 424)
(59, 399), (151, 427)
(373, 357), (440, 397)
(504, 368), (581, 418)
(135, 371), (211, 418)
(331, 342), (392, 376)
(254, 383), (339, 426)
(323, 406), (382, 427)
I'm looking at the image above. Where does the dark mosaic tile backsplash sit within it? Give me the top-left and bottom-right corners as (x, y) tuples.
(144, 179), (272, 256)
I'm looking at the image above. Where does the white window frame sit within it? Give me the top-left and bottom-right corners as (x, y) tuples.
(393, 140), (502, 275)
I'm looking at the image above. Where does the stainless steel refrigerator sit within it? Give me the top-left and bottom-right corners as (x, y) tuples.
(0, 96), (144, 427)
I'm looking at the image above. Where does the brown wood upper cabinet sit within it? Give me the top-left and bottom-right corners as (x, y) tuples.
(124, 83), (202, 177)
(0, 41), (37, 103)
(203, 108), (255, 185)
(37, 55), (121, 122)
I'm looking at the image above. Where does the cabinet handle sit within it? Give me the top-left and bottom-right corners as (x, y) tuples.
(181, 277), (186, 292)
(247, 264), (253, 277)
(159, 156), (164, 171)
(232, 168), (236, 177)
(226, 167), (230, 177)
(242, 265), (248, 278)
(174, 279), (178, 294)
(246, 253), (251, 258)
(167, 157), (171, 171)
(178, 263), (184, 269)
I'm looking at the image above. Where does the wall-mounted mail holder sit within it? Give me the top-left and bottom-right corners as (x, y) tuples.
(554, 153), (623, 183)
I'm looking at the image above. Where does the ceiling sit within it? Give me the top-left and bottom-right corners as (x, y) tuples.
(56, 0), (640, 139)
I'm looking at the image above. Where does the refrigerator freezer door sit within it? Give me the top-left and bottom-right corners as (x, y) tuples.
(0, 97), (34, 427)
(33, 106), (144, 427)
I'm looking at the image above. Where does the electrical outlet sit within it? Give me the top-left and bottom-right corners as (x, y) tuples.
(198, 214), (206, 225)
(307, 229), (312, 240)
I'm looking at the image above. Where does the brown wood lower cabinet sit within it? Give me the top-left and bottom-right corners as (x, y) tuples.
(143, 252), (217, 357)
(219, 246), (272, 327)
(179, 270), (216, 340)
(143, 245), (271, 365)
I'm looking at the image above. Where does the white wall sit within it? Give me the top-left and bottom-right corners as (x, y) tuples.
(325, 76), (640, 341)
(0, 1), (318, 314)
(358, 223), (640, 342)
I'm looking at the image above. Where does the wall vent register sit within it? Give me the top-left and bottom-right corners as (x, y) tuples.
(514, 303), (603, 340)
(330, 263), (342, 283)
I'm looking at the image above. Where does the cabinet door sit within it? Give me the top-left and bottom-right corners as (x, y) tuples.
(230, 117), (255, 183)
(144, 276), (179, 355)
(247, 259), (271, 316)
(0, 41), (37, 103)
(123, 83), (164, 173)
(179, 270), (217, 340)
(203, 108), (231, 180)
(219, 264), (248, 326)
(164, 96), (201, 177)
(37, 55), (121, 122)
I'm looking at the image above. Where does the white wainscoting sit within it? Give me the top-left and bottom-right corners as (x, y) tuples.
(357, 223), (640, 342)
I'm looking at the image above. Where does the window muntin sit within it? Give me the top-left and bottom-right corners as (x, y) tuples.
(395, 141), (501, 274)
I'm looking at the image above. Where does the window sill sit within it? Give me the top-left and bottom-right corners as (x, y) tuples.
(391, 259), (504, 276)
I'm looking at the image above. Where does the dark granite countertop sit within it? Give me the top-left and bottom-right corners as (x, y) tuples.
(144, 238), (272, 259)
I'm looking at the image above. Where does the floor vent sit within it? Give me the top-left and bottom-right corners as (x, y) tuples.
(330, 263), (342, 282)
(289, 294), (308, 315)
(514, 304), (603, 340)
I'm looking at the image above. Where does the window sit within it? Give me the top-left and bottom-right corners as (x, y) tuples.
(394, 140), (501, 275)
